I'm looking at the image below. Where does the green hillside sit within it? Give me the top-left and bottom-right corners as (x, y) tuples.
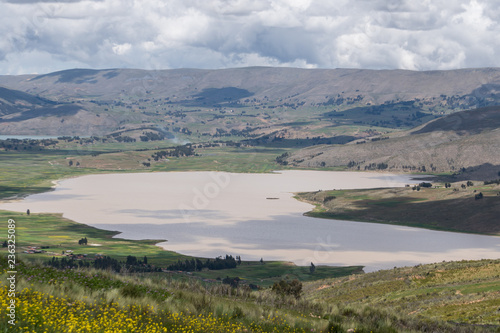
(1, 256), (498, 332)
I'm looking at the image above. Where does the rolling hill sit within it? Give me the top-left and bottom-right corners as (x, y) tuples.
(1, 67), (500, 136)
(284, 106), (500, 181)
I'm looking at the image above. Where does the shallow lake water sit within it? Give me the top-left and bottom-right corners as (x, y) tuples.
(2, 170), (499, 272)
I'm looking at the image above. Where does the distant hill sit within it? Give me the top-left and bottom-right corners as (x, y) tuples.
(284, 106), (500, 181)
(2, 67), (500, 105)
(0, 86), (119, 136)
(1, 67), (500, 137)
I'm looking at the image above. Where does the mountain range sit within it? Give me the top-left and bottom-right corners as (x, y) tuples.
(1, 67), (500, 179)
(1, 67), (500, 136)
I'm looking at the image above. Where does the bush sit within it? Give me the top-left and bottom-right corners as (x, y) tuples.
(271, 279), (302, 299)
(327, 322), (345, 333)
(120, 284), (143, 298)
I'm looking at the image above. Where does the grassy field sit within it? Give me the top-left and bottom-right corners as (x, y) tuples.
(190, 261), (363, 288)
(304, 259), (500, 328)
(0, 141), (291, 200)
(297, 181), (500, 235)
(1, 256), (497, 332)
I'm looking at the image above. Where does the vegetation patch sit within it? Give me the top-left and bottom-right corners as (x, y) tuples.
(297, 182), (500, 235)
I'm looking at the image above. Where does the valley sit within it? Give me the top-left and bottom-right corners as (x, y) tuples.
(1, 67), (500, 332)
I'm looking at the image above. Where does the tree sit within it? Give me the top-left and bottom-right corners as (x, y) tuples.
(126, 255), (138, 266)
(26, 209), (30, 215)
(310, 262), (316, 274)
(143, 256), (148, 265)
(260, 258), (264, 264)
(68, 160), (73, 166)
(2, 240), (7, 248)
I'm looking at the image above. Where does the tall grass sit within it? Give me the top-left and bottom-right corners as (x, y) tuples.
(1, 258), (498, 332)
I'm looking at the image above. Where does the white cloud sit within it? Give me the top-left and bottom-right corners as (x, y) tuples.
(112, 43), (131, 55)
(1, 0), (500, 74)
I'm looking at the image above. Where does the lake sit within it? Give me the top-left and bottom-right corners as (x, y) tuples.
(2, 170), (499, 272)
(0, 135), (60, 140)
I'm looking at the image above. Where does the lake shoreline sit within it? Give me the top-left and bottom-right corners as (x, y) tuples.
(295, 184), (500, 237)
(1, 170), (498, 272)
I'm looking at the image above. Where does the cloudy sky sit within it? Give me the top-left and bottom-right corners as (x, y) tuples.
(1, 0), (499, 74)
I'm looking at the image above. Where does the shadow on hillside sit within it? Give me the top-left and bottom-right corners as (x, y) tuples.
(0, 104), (82, 122)
(244, 135), (356, 148)
(172, 87), (254, 107)
(412, 106), (500, 135)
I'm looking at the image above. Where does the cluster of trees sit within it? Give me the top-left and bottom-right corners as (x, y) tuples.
(401, 165), (428, 172)
(139, 131), (165, 142)
(47, 256), (91, 270)
(347, 161), (360, 168)
(167, 255), (241, 272)
(370, 136), (389, 142)
(93, 256), (121, 272)
(0, 138), (58, 151)
(172, 127), (192, 135)
(78, 237), (87, 245)
(484, 179), (500, 185)
(114, 135), (136, 143)
(151, 145), (196, 160)
(46, 255), (161, 273)
(409, 182), (431, 192)
(275, 152), (290, 165)
(364, 162), (388, 170)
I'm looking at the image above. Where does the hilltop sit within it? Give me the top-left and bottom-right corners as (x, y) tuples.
(2, 67), (500, 138)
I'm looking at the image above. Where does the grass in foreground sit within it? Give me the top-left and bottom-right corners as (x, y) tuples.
(1, 258), (498, 332)
(304, 259), (500, 328)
